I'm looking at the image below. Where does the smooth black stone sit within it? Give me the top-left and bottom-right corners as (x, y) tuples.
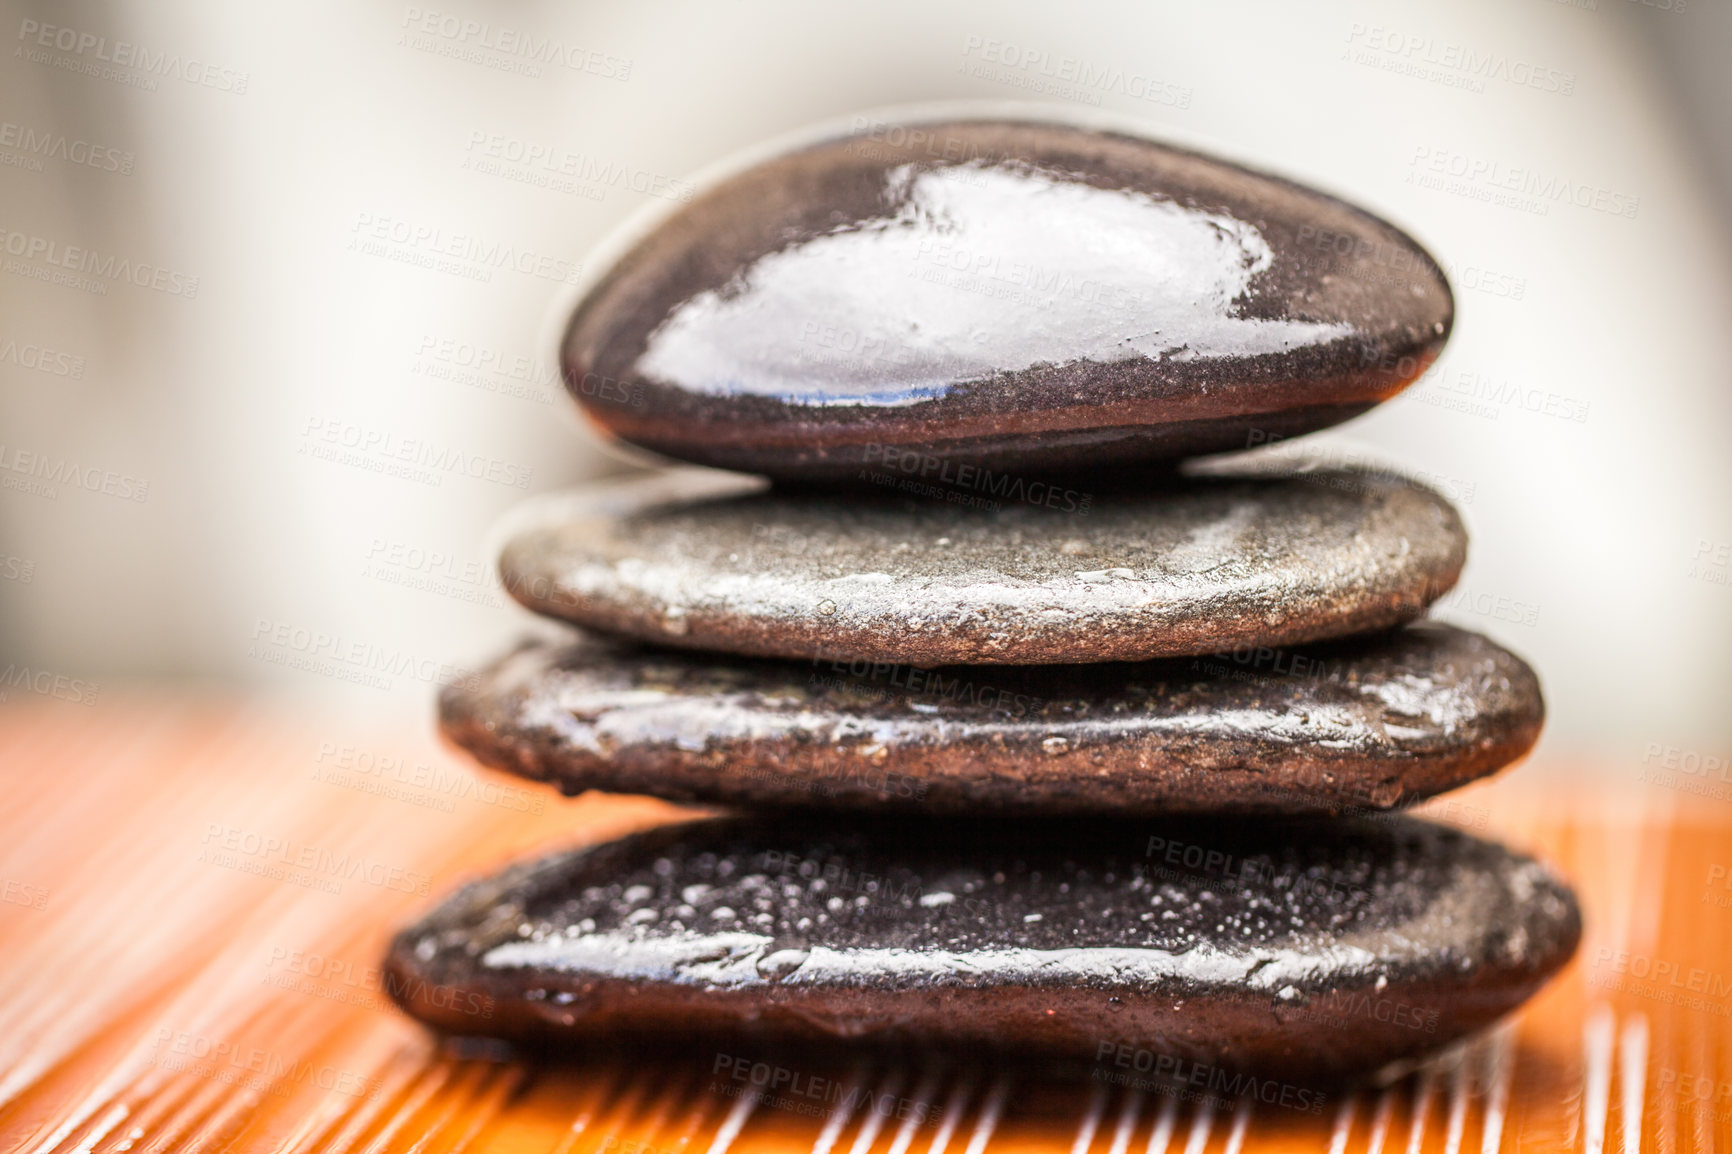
(562, 117), (1452, 480)
(440, 622), (1543, 815)
(385, 814), (1579, 1081)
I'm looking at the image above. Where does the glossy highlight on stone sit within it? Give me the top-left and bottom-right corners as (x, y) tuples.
(562, 117), (1452, 480)
(385, 813), (1579, 1079)
(499, 467), (1466, 666)
(440, 622), (1542, 815)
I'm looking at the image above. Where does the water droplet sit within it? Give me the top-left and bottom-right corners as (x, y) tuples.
(1076, 567), (1134, 583)
(756, 948), (810, 978)
(816, 599), (837, 616)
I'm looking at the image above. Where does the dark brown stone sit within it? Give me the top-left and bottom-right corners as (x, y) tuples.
(499, 467), (1466, 665)
(562, 117), (1452, 480)
(384, 813), (1579, 1080)
(441, 622), (1542, 815)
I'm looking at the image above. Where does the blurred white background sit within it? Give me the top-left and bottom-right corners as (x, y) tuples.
(2, 0), (1729, 777)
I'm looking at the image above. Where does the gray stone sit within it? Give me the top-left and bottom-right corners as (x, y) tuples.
(499, 467), (1466, 665)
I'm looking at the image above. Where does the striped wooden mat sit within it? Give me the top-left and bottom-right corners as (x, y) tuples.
(0, 700), (1717, 1154)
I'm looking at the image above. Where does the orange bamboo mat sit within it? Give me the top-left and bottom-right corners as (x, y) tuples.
(0, 698), (1720, 1154)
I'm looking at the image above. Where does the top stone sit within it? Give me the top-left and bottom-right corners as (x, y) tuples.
(563, 117), (1452, 481)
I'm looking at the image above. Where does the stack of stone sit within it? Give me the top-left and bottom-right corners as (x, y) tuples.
(387, 118), (1578, 1085)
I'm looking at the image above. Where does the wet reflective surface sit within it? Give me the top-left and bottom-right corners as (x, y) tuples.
(440, 622), (1544, 815)
(386, 812), (1579, 1079)
(498, 466), (1466, 666)
(563, 119), (1453, 479)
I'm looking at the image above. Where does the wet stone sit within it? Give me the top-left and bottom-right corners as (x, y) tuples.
(384, 813), (1579, 1080)
(562, 117), (1452, 480)
(498, 467), (1466, 666)
(440, 622), (1543, 815)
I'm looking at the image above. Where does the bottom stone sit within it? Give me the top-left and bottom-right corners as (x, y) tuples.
(385, 814), (1578, 1082)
